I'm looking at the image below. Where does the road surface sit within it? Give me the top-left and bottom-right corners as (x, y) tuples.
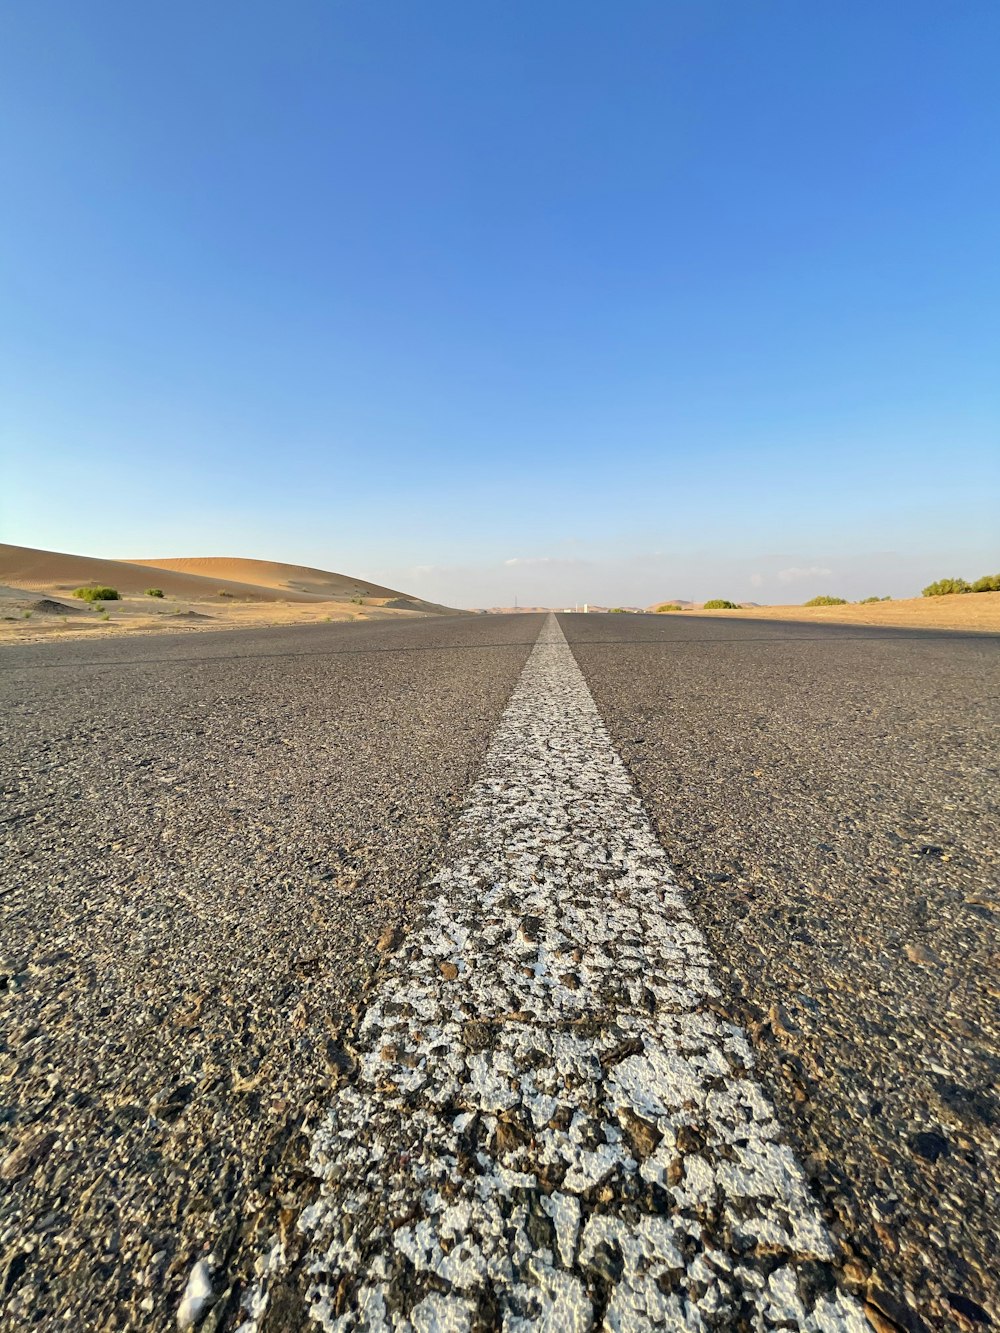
(1, 613), (996, 1331)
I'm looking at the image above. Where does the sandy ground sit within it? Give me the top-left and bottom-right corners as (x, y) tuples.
(0, 592), (440, 644)
(654, 591), (1000, 633)
(0, 544), (457, 644)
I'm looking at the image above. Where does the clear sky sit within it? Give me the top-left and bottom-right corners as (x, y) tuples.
(2, 2), (997, 608)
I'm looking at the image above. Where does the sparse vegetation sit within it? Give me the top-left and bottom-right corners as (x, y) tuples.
(922, 577), (970, 597)
(351, 596), (364, 606)
(73, 586), (120, 603)
(610, 607), (627, 613)
(704, 599), (738, 610)
(218, 590), (234, 598)
(859, 596), (892, 604)
(804, 595), (847, 606)
(99, 610), (110, 621)
(654, 603), (681, 613)
(923, 574), (999, 596)
(145, 588), (164, 598)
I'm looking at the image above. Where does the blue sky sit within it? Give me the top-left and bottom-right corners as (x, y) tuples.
(2, 1), (997, 607)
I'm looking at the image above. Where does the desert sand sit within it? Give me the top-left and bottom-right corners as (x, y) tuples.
(126, 556), (417, 601)
(0, 544), (457, 643)
(650, 592), (1000, 633)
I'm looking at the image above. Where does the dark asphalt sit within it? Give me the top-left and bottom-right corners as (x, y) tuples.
(0, 615), (542, 1331)
(561, 612), (1000, 1333)
(2, 611), (997, 1332)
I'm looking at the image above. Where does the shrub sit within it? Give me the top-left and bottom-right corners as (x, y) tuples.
(73, 586), (120, 602)
(218, 590), (234, 598)
(704, 599), (738, 610)
(971, 573), (1000, 593)
(610, 607), (627, 613)
(145, 588), (164, 598)
(922, 578), (970, 597)
(654, 603), (681, 613)
(804, 595), (846, 607)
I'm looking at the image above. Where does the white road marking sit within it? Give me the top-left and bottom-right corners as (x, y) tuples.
(238, 615), (865, 1331)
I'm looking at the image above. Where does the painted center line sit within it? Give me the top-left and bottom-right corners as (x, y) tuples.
(239, 614), (865, 1331)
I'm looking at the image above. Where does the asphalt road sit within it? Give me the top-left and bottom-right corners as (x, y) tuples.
(562, 613), (1000, 1332)
(1, 612), (997, 1332)
(0, 615), (542, 1331)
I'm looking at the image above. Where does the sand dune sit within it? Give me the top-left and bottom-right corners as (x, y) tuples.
(0, 544), (449, 607)
(0, 544), (305, 602)
(0, 544), (457, 641)
(127, 556), (404, 601)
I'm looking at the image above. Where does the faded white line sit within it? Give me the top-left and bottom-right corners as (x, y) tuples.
(236, 614), (865, 1331)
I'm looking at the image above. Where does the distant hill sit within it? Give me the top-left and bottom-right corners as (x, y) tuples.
(0, 544), (457, 614)
(128, 556), (405, 601)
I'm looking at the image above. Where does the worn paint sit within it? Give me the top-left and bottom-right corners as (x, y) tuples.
(239, 615), (865, 1331)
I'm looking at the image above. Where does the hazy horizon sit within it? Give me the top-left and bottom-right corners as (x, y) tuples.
(2, 2), (997, 606)
(4, 535), (997, 610)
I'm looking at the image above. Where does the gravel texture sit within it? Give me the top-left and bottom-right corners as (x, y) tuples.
(0, 615), (540, 1331)
(246, 614), (865, 1332)
(4, 610), (997, 1332)
(561, 613), (1000, 1333)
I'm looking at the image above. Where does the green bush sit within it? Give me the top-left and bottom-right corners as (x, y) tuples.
(704, 599), (738, 610)
(922, 578), (971, 597)
(804, 595), (847, 606)
(971, 573), (1000, 593)
(654, 603), (681, 613)
(145, 588), (164, 598)
(73, 586), (120, 603)
(609, 607), (627, 613)
(858, 596), (892, 604)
